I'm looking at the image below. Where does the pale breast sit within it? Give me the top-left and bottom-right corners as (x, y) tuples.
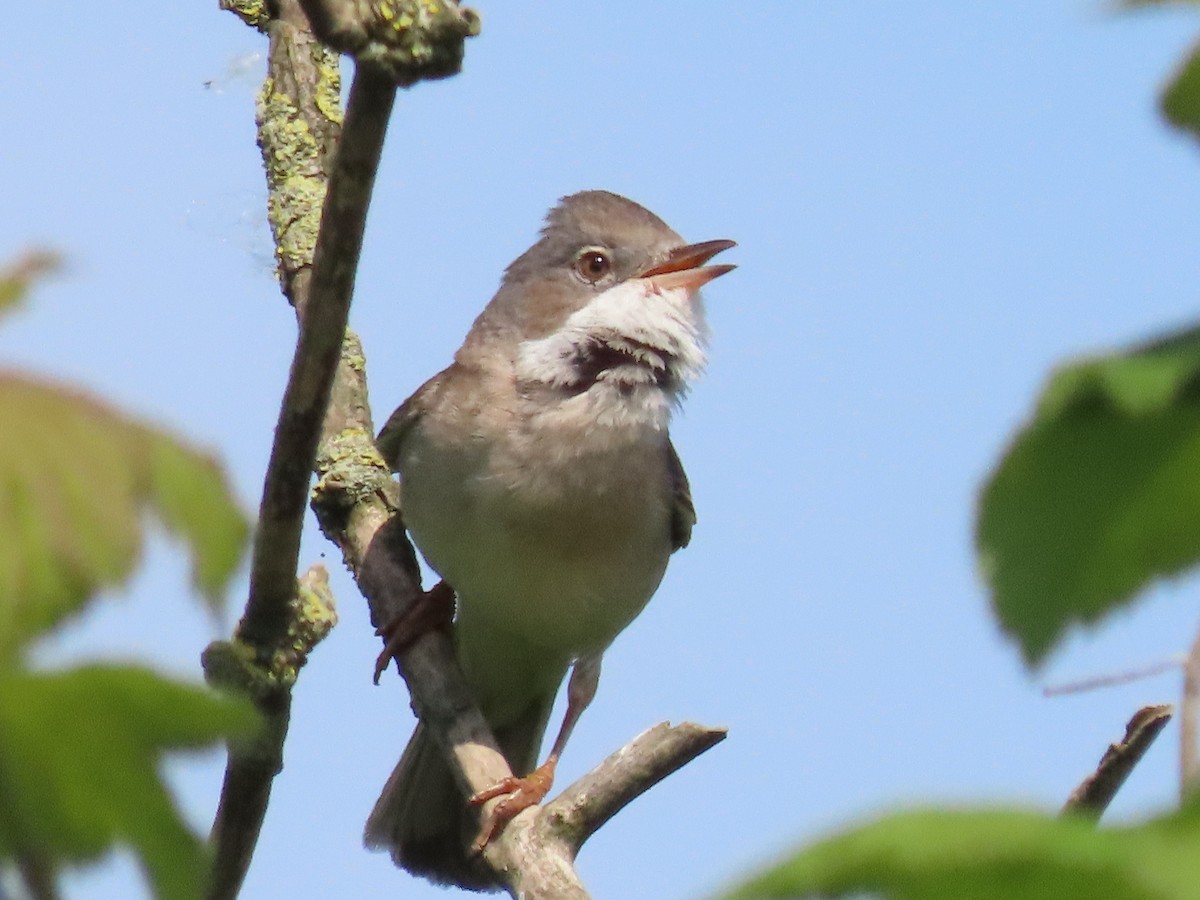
(399, 394), (674, 659)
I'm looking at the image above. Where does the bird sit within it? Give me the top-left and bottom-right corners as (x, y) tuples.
(364, 189), (735, 890)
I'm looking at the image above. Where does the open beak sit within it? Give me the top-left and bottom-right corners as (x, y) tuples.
(639, 239), (737, 293)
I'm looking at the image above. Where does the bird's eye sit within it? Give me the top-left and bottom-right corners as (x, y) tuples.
(574, 249), (611, 284)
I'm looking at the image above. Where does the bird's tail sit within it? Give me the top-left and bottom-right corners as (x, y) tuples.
(364, 696), (554, 892)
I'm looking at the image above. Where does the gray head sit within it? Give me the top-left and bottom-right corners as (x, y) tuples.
(464, 190), (734, 350)
(457, 191), (734, 417)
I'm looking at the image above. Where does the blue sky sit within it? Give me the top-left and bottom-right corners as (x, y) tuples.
(6, 2), (1200, 898)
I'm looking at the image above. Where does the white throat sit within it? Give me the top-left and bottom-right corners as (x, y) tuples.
(514, 278), (708, 431)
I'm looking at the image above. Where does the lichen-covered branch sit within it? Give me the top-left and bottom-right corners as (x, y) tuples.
(204, 565), (336, 900)
(205, 1), (480, 896)
(203, 1), (352, 895)
(1062, 704), (1173, 821)
(298, 0), (480, 84)
(236, 20), (390, 658)
(213, 3), (724, 898)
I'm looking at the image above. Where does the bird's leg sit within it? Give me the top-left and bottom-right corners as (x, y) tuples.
(372, 579), (456, 684)
(469, 653), (602, 852)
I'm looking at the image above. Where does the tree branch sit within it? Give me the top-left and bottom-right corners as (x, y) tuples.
(213, 3), (724, 897)
(237, 20), (394, 655)
(543, 722), (728, 842)
(446, 724), (729, 900)
(205, 1), (481, 895)
(205, 565), (337, 899)
(1062, 704), (1172, 821)
(204, 0), (374, 894)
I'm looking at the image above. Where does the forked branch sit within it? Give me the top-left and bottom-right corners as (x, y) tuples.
(212, 3), (724, 897)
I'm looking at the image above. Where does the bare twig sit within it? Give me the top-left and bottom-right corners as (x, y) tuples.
(475, 723), (728, 900)
(204, 1), (389, 894)
(1042, 657), (1183, 697)
(542, 722), (728, 848)
(1182, 626), (1200, 798)
(0, 249), (62, 312)
(1062, 704), (1172, 821)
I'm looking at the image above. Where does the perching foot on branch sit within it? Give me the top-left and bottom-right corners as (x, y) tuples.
(372, 579), (455, 684)
(470, 756), (558, 853)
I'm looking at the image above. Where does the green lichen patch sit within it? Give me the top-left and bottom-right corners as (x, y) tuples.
(221, 0), (270, 30)
(255, 59), (343, 281)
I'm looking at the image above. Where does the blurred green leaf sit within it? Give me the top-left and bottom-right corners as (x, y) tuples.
(0, 665), (255, 900)
(1121, 0), (1200, 135)
(0, 251), (61, 317)
(722, 803), (1200, 900)
(1163, 40), (1200, 135)
(0, 376), (249, 659)
(976, 324), (1200, 666)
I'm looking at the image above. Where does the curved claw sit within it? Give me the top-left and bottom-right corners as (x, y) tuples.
(469, 756), (558, 853)
(372, 580), (456, 684)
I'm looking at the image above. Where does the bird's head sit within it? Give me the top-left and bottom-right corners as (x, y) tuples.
(470, 191), (735, 407)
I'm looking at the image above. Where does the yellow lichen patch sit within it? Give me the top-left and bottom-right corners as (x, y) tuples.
(276, 565), (338, 677)
(222, 0), (269, 30)
(257, 78), (327, 277)
(312, 45), (345, 127)
(314, 427), (393, 509)
(340, 334), (367, 373)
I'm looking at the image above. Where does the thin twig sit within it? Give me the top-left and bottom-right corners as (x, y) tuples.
(454, 723), (728, 900)
(205, 693), (291, 899)
(1042, 657), (1184, 697)
(1181, 625), (1200, 798)
(1062, 704), (1172, 821)
(542, 722), (728, 848)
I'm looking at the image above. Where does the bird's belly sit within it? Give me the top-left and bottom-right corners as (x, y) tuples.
(397, 404), (678, 722)
(458, 500), (669, 651)
(399, 431), (672, 717)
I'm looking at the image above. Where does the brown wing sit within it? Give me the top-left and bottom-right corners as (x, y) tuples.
(667, 438), (696, 552)
(376, 369), (450, 471)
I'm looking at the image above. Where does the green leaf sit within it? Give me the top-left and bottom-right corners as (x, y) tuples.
(976, 324), (1200, 666)
(722, 804), (1200, 900)
(1163, 40), (1200, 136)
(0, 376), (249, 659)
(145, 431), (250, 606)
(0, 665), (256, 900)
(1116, 3), (1200, 135)
(0, 251), (61, 318)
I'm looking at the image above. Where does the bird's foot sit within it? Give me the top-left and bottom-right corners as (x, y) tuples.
(372, 580), (455, 684)
(469, 756), (558, 853)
